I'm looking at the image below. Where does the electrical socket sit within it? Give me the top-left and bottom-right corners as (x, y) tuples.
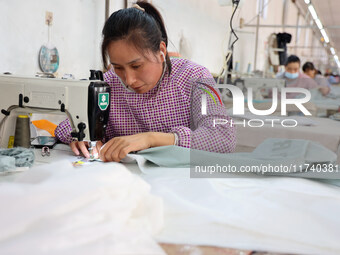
(45, 11), (53, 25)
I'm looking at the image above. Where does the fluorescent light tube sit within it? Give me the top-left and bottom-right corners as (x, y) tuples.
(321, 29), (330, 43)
(308, 5), (318, 20)
(315, 19), (323, 30)
(331, 47), (335, 55)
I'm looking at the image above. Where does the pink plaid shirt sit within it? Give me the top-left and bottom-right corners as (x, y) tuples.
(55, 58), (236, 153)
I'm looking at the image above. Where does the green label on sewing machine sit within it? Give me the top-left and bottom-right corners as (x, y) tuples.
(98, 93), (109, 111)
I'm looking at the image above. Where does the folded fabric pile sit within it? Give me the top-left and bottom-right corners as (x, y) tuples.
(0, 160), (164, 255)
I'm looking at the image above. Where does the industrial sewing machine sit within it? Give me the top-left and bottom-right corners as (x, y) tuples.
(0, 71), (110, 155)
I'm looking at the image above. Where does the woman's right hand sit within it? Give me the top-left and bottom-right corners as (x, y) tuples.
(70, 141), (103, 159)
(70, 141), (90, 158)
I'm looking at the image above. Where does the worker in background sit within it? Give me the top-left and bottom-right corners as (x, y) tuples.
(276, 55), (330, 98)
(302, 62), (331, 91)
(325, 72), (339, 85)
(55, 1), (236, 162)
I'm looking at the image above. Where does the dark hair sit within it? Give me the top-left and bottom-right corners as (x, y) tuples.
(285, 55), (300, 66)
(101, 1), (171, 73)
(302, 61), (315, 72)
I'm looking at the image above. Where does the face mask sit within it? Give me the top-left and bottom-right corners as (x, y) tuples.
(285, 71), (299, 80)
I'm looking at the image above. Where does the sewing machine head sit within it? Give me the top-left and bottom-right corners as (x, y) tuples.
(0, 71), (110, 148)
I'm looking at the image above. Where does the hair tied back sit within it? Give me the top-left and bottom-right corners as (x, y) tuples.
(132, 4), (145, 12)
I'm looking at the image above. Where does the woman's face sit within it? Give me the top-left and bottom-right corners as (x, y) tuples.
(304, 69), (316, 78)
(107, 39), (165, 93)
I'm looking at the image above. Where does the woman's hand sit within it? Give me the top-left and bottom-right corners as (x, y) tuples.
(70, 140), (103, 159)
(70, 141), (90, 158)
(99, 132), (175, 162)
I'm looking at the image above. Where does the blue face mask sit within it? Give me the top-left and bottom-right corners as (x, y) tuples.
(285, 72), (299, 80)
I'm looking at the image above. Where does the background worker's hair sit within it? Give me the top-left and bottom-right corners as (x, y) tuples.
(302, 62), (315, 72)
(285, 55), (301, 66)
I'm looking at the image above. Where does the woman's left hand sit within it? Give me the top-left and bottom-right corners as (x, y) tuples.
(99, 132), (174, 162)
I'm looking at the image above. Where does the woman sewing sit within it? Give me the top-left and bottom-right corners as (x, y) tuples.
(55, 1), (236, 162)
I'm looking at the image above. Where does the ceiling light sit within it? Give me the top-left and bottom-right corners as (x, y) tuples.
(315, 19), (323, 30)
(304, 0), (311, 4)
(320, 29), (330, 43)
(308, 5), (318, 20)
(331, 47), (335, 55)
(334, 55), (340, 67)
(336, 59), (340, 68)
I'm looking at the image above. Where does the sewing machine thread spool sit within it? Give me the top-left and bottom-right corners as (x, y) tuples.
(13, 115), (31, 148)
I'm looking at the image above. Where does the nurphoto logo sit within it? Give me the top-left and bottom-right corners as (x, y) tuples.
(199, 84), (312, 128)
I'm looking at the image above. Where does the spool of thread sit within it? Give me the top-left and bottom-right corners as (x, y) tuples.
(247, 63), (252, 74)
(234, 62), (239, 72)
(13, 115), (31, 148)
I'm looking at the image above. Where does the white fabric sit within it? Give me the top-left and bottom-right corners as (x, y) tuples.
(125, 159), (340, 255)
(121, 147), (340, 255)
(2, 144), (340, 255)
(0, 160), (165, 255)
